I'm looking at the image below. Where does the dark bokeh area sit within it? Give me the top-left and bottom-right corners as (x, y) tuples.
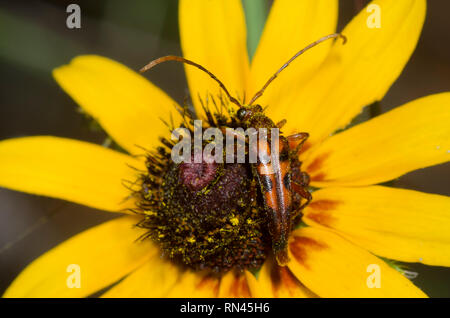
(0, 0), (449, 297)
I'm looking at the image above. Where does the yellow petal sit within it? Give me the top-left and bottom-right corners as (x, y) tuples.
(166, 270), (220, 298)
(248, 0), (337, 109)
(3, 216), (154, 298)
(0, 136), (144, 212)
(179, 0), (249, 116)
(102, 253), (181, 298)
(302, 93), (450, 186)
(275, 0), (426, 143)
(53, 55), (181, 155)
(303, 186), (450, 267)
(104, 252), (220, 298)
(245, 258), (315, 298)
(288, 226), (427, 297)
(217, 271), (251, 298)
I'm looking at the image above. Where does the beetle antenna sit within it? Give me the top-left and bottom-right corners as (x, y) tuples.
(140, 55), (242, 108)
(248, 33), (347, 106)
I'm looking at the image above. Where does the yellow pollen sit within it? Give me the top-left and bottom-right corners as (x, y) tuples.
(230, 217), (239, 226)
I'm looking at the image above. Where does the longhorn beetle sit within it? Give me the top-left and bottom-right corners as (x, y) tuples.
(141, 33), (346, 266)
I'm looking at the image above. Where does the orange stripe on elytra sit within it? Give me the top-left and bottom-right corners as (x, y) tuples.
(259, 159), (292, 211)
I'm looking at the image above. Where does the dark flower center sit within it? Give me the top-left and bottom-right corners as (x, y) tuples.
(137, 148), (270, 272)
(179, 154), (217, 191)
(134, 99), (308, 273)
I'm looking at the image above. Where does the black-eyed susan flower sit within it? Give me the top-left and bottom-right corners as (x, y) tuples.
(1, 0), (450, 298)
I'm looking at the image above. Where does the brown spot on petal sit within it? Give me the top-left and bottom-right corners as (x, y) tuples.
(196, 275), (220, 297)
(271, 264), (302, 297)
(308, 199), (340, 211)
(229, 274), (251, 298)
(240, 278), (251, 298)
(306, 212), (336, 227)
(310, 172), (326, 182)
(289, 236), (327, 270)
(306, 200), (340, 227)
(304, 152), (329, 174)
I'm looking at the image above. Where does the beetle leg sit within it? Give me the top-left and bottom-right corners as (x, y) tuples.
(291, 181), (312, 211)
(276, 119), (287, 129)
(287, 132), (309, 141)
(287, 132), (309, 154)
(295, 171), (310, 187)
(291, 163), (310, 186)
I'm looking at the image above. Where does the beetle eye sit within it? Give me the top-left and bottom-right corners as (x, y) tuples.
(237, 108), (247, 120)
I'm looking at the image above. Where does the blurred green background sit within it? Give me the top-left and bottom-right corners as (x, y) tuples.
(0, 0), (449, 297)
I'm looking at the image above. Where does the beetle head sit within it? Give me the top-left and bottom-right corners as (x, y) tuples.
(236, 105), (263, 121)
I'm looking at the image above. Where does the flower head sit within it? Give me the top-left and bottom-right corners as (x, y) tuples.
(1, 0), (450, 298)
